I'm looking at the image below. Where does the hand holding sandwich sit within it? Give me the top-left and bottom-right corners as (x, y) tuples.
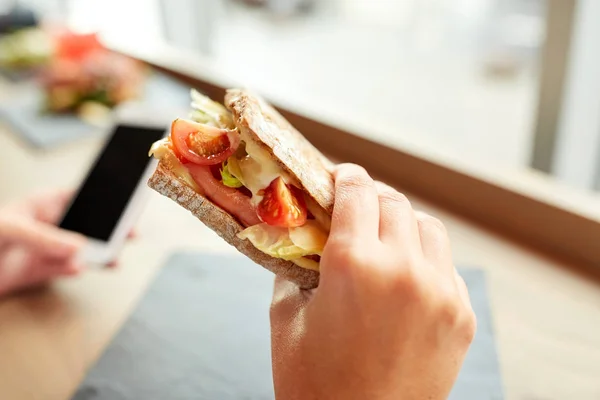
(270, 164), (477, 400)
(146, 89), (475, 398)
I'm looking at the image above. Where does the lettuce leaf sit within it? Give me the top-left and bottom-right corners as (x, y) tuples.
(189, 89), (235, 129)
(225, 156), (246, 186)
(190, 109), (215, 125)
(237, 221), (326, 261)
(220, 160), (243, 188)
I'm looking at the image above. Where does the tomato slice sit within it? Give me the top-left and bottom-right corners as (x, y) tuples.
(257, 177), (307, 228)
(55, 32), (105, 60)
(170, 118), (240, 165)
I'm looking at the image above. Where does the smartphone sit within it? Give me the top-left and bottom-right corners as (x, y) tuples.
(58, 105), (169, 265)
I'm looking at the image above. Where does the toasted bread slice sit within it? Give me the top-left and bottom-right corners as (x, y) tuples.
(148, 162), (320, 289)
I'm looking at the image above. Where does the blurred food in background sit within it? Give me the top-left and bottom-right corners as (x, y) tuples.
(0, 1), (146, 124)
(0, 2), (47, 71)
(39, 31), (145, 118)
(0, 27), (52, 71)
(1, 19), (146, 124)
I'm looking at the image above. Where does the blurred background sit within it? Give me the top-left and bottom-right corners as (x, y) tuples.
(1, 0), (599, 195)
(1, 2), (600, 399)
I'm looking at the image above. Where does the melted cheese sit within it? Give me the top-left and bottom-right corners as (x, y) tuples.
(148, 138), (170, 158)
(239, 131), (296, 206)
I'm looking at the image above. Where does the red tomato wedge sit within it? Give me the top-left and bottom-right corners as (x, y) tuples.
(257, 177), (307, 228)
(170, 118), (240, 166)
(55, 32), (105, 60)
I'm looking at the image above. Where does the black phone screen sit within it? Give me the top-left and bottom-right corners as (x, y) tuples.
(59, 124), (166, 241)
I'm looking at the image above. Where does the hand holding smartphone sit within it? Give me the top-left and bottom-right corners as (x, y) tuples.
(58, 105), (170, 265)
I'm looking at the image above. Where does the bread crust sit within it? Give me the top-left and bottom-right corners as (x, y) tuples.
(148, 162), (320, 289)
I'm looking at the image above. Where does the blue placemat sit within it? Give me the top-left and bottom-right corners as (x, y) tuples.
(0, 71), (191, 149)
(72, 253), (504, 400)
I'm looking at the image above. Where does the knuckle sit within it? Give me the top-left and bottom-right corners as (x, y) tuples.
(387, 263), (422, 298)
(374, 181), (394, 194)
(434, 283), (462, 326)
(435, 289), (477, 344)
(339, 176), (372, 194)
(417, 213), (447, 233)
(335, 166), (372, 192)
(390, 190), (410, 204)
(438, 298), (461, 328)
(334, 162), (366, 176)
(379, 188), (411, 207)
(460, 308), (478, 344)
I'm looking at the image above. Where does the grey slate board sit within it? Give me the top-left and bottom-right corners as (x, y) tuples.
(72, 253), (504, 400)
(0, 71), (190, 149)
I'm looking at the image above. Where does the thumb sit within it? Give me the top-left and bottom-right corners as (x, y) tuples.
(0, 216), (86, 258)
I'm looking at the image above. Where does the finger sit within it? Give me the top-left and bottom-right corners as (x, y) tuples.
(35, 257), (85, 276)
(374, 181), (420, 250)
(13, 255), (84, 292)
(415, 211), (453, 274)
(0, 217), (85, 258)
(330, 164), (379, 243)
(27, 259), (81, 285)
(28, 189), (75, 224)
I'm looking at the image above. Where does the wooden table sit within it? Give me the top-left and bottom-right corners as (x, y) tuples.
(0, 81), (599, 400)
